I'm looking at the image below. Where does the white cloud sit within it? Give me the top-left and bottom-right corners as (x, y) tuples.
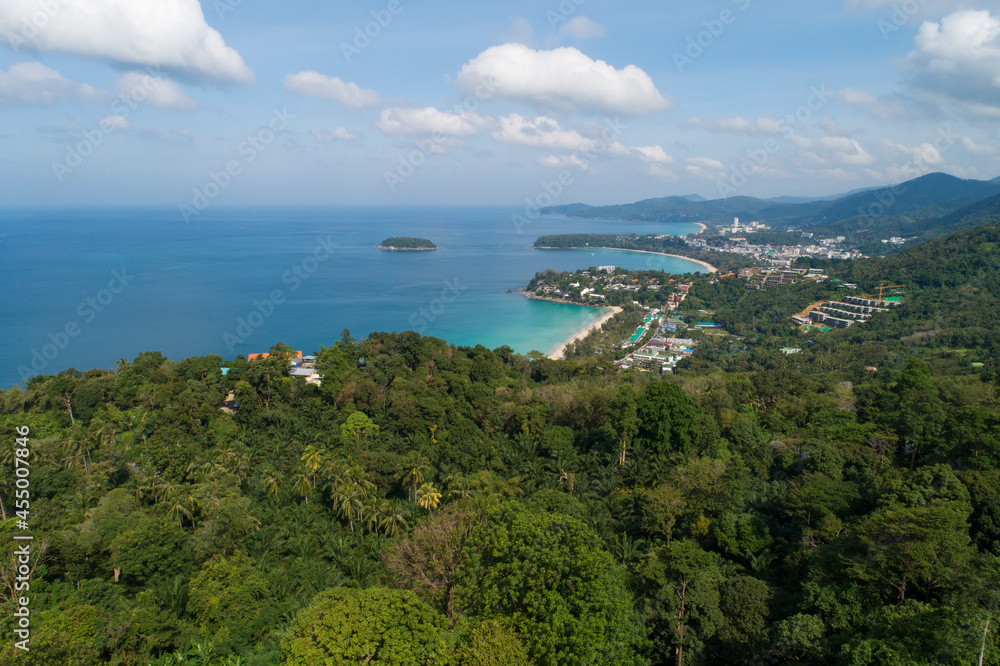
(376, 107), (485, 137)
(115, 72), (197, 110)
(815, 137), (876, 165)
(537, 154), (593, 171)
(100, 115), (130, 131)
(492, 114), (597, 151)
(315, 127), (357, 142)
(560, 17), (606, 39)
(0, 62), (104, 105)
(835, 88), (913, 121)
(284, 71), (380, 109)
(845, 0), (979, 16)
(628, 144), (673, 165)
(456, 43), (671, 115)
(685, 116), (781, 134)
(882, 139), (947, 170)
(907, 11), (1000, 109)
(0, 0), (254, 84)
(960, 136), (996, 155)
(685, 157), (728, 181)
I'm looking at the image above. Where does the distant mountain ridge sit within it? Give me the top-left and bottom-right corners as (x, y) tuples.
(540, 174), (1000, 249)
(541, 173), (1000, 227)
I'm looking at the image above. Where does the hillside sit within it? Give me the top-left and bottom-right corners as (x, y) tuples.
(542, 174), (1000, 236)
(2, 223), (1000, 664)
(803, 173), (1000, 226)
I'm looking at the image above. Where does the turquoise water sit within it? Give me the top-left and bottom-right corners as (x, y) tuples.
(0, 207), (706, 387)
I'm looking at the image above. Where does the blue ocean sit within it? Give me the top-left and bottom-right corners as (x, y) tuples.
(0, 207), (705, 388)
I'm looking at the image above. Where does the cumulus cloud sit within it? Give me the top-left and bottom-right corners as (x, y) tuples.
(0, 62), (104, 105)
(507, 115), (673, 178)
(906, 11), (1000, 111)
(814, 137), (876, 166)
(0, 0), (254, 84)
(685, 116), (781, 134)
(456, 43), (671, 115)
(284, 71), (380, 109)
(560, 17), (606, 39)
(315, 127), (357, 142)
(492, 113), (598, 151)
(115, 72), (197, 110)
(376, 107), (486, 137)
(685, 156), (728, 181)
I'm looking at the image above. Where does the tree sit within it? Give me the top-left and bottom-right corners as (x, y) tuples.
(640, 539), (724, 666)
(109, 512), (193, 588)
(452, 619), (530, 666)
(282, 587), (447, 665)
(849, 500), (974, 604)
(186, 551), (272, 651)
(416, 482), (442, 510)
(642, 482), (686, 546)
(636, 381), (701, 456)
(383, 504), (476, 626)
(340, 411), (380, 445)
(712, 575), (771, 662)
(397, 451), (431, 503)
(456, 503), (639, 665)
(611, 385), (641, 466)
(893, 358), (945, 469)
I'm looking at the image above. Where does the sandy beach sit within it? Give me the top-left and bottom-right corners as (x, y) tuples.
(548, 306), (623, 360)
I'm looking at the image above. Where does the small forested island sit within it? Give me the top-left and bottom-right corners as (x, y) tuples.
(376, 237), (438, 251)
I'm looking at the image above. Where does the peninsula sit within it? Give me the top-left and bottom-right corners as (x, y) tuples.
(376, 237), (439, 251)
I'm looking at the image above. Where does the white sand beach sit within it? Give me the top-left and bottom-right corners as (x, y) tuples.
(548, 306), (623, 360)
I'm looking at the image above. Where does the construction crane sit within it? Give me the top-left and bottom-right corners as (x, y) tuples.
(876, 283), (906, 301)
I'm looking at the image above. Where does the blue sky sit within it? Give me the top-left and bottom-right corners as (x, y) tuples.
(1, 0), (998, 207)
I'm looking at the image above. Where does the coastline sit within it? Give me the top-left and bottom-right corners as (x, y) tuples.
(532, 246), (718, 274)
(547, 306), (623, 360)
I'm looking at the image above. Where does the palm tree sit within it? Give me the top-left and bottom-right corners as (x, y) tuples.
(166, 497), (192, 528)
(300, 444), (326, 488)
(379, 499), (409, 537)
(293, 473), (314, 504)
(333, 482), (362, 532)
(363, 497), (382, 533)
(396, 451), (431, 503)
(416, 482), (442, 510)
(260, 470), (281, 498)
(444, 472), (475, 500)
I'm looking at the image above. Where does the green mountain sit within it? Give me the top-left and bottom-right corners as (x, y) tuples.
(542, 174), (1000, 235)
(804, 173), (1000, 226)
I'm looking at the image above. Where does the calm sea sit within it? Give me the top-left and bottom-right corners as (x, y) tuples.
(0, 207), (705, 388)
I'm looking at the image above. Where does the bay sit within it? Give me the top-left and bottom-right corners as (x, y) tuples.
(0, 206), (707, 387)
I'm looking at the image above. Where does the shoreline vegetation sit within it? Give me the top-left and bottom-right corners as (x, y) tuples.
(530, 232), (756, 272)
(376, 237), (438, 251)
(531, 245), (719, 274)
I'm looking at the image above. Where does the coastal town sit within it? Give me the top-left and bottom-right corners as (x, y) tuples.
(525, 222), (907, 373)
(686, 218), (871, 262)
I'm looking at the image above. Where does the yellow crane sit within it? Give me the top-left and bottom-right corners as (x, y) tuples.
(876, 283), (905, 301)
